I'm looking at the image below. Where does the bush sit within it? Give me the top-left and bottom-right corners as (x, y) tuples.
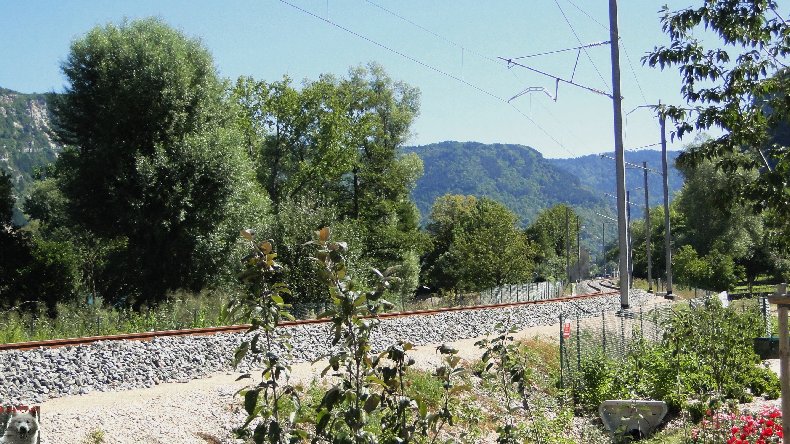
(573, 296), (779, 417)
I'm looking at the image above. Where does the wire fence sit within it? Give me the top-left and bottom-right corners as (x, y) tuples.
(557, 302), (673, 396)
(556, 293), (779, 408)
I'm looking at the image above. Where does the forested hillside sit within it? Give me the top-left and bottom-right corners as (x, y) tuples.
(0, 87), (60, 224)
(547, 150), (683, 208)
(403, 141), (607, 224)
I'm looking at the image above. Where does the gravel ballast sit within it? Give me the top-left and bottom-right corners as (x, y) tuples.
(0, 290), (653, 405)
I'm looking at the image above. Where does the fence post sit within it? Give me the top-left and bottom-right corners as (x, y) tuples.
(620, 314), (625, 355)
(559, 312), (565, 397)
(576, 311), (581, 373)
(762, 297), (770, 337)
(602, 310), (607, 355)
(654, 308), (659, 342)
(640, 306), (644, 340)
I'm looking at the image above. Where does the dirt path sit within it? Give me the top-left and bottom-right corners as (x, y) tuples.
(36, 323), (567, 443)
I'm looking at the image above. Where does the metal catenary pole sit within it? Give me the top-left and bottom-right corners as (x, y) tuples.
(577, 216), (582, 281)
(643, 161), (653, 292)
(565, 206), (571, 288)
(627, 190), (633, 289)
(660, 110), (673, 297)
(609, 0), (630, 309)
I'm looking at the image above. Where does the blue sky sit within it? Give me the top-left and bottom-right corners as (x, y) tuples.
(0, 0), (748, 158)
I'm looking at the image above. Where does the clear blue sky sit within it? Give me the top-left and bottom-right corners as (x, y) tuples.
(0, 0), (745, 158)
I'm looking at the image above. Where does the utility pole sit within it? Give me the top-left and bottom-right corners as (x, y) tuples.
(577, 217), (582, 281)
(608, 0), (629, 309)
(660, 110), (674, 298)
(643, 161), (653, 293)
(627, 190), (633, 289)
(602, 221), (606, 275)
(565, 206), (570, 288)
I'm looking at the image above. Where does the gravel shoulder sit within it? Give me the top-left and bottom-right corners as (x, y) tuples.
(4, 289), (661, 443)
(38, 323), (566, 444)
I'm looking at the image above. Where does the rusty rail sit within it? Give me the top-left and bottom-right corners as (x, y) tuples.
(0, 289), (618, 351)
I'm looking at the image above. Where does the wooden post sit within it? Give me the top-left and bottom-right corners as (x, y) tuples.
(768, 283), (789, 439)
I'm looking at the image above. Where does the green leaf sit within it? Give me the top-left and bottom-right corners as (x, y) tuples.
(363, 393), (380, 413)
(233, 341), (250, 368)
(244, 389), (260, 416)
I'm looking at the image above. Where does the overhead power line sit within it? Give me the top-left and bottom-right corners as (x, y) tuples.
(566, 0), (609, 31)
(554, 0), (610, 90)
(362, 0), (498, 64)
(562, 0), (647, 105)
(599, 153), (661, 174)
(510, 41), (610, 60)
(626, 142), (661, 151)
(276, 0), (578, 158)
(499, 57), (614, 98)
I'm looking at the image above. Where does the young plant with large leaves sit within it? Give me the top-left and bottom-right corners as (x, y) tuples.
(231, 230), (304, 444)
(309, 227), (451, 443)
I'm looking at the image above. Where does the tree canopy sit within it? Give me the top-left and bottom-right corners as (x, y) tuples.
(645, 0), (790, 239)
(422, 195), (535, 292)
(47, 18), (269, 306)
(233, 64), (425, 304)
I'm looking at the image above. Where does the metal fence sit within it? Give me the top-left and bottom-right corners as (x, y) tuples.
(558, 302), (672, 395)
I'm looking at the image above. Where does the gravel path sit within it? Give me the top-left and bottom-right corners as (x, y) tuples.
(37, 324), (567, 444)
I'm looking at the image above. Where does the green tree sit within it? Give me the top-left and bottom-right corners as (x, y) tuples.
(424, 195), (535, 292)
(645, 0), (790, 258)
(0, 172), (80, 315)
(48, 18), (269, 306)
(234, 64), (425, 304)
(526, 204), (580, 282)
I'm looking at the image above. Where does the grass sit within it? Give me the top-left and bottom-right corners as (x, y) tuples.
(81, 428), (106, 444)
(0, 289), (232, 344)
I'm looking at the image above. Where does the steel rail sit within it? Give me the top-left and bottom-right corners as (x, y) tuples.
(0, 289), (619, 352)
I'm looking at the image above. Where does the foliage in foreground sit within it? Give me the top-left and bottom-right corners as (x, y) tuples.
(573, 297), (780, 418)
(232, 228), (593, 443)
(689, 405), (783, 444)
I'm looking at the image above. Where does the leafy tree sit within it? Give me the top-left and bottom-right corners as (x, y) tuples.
(0, 172), (80, 315)
(0, 171), (31, 307)
(673, 244), (743, 292)
(526, 204), (580, 282)
(234, 64), (425, 303)
(46, 18), (269, 306)
(645, 0), (790, 257)
(424, 195), (535, 292)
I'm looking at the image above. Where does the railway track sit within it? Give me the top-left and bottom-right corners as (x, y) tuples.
(0, 288), (619, 352)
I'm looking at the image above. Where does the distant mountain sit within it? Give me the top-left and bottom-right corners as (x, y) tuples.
(546, 150), (683, 209)
(402, 141), (609, 224)
(403, 141), (685, 258)
(0, 87), (61, 224)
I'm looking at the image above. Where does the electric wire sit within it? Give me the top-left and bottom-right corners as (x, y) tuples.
(563, 0), (648, 105)
(510, 41), (610, 60)
(599, 153), (661, 174)
(362, 0), (499, 64)
(565, 0), (609, 31)
(554, 0), (610, 91)
(499, 57), (613, 98)
(276, 0), (579, 158)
